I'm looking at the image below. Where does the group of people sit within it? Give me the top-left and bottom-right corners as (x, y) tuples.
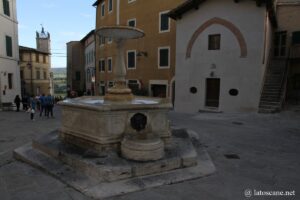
(14, 94), (55, 121)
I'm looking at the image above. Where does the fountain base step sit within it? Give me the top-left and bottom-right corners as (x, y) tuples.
(121, 135), (165, 161)
(14, 129), (215, 199)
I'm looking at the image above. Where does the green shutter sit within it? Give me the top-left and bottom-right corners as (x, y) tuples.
(6, 36), (12, 57)
(3, 0), (10, 16)
(292, 31), (300, 45)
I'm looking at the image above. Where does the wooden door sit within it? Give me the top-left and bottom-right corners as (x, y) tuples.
(205, 78), (220, 107)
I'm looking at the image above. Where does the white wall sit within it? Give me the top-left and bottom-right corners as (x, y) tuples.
(175, 0), (268, 113)
(0, 0), (20, 104)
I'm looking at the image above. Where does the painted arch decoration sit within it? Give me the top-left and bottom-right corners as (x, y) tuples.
(186, 17), (248, 59)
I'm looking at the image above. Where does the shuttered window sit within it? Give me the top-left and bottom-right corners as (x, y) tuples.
(3, 0), (10, 16)
(6, 36), (12, 57)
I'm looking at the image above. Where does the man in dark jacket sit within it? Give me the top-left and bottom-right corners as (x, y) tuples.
(14, 95), (21, 112)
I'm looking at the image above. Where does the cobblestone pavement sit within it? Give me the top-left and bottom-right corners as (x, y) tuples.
(0, 105), (299, 200)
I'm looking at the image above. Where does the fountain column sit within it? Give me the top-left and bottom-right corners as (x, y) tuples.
(97, 26), (144, 102)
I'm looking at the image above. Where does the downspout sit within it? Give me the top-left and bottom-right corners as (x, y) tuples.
(117, 0), (120, 25)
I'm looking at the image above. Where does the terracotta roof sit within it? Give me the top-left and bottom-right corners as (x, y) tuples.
(168, 0), (277, 27)
(92, 0), (103, 7)
(80, 29), (95, 42)
(168, 0), (204, 20)
(19, 46), (50, 55)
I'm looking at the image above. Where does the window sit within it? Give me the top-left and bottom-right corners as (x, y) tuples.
(99, 36), (106, 46)
(208, 34), (221, 50)
(99, 59), (105, 72)
(108, 81), (114, 88)
(75, 71), (81, 81)
(107, 37), (112, 44)
(20, 70), (24, 80)
(127, 50), (136, 69)
(108, 0), (113, 13)
(36, 70), (40, 80)
(128, 19), (136, 27)
(43, 55), (46, 63)
(5, 36), (12, 57)
(292, 31), (300, 45)
(108, 57), (112, 72)
(43, 71), (47, 79)
(101, 2), (105, 17)
(3, 0), (10, 16)
(159, 11), (170, 33)
(8, 73), (13, 89)
(87, 68), (91, 82)
(158, 47), (170, 68)
(36, 53), (40, 62)
(274, 31), (287, 57)
(128, 79), (140, 93)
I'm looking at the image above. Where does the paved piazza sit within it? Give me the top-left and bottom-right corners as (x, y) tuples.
(0, 105), (299, 200)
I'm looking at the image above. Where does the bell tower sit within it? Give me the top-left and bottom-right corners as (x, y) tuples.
(36, 26), (51, 53)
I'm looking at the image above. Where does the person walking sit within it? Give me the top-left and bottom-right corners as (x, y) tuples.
(29, 95), (36, 121)
(39, 94), (46, 117)
(14, 95), (21, 112)
(45, 94), (54, 118)
(22, 95), (28, 111)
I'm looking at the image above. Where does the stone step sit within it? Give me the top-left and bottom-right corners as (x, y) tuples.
(263, 85), (281, 89)
(259, 101), (280, 106)
(258, 108), (279, 113)
(13, 130), (216, 199)
(261, 92), (281, 96)
(260, 97), (280, 101)
(259, 104), (280, 110)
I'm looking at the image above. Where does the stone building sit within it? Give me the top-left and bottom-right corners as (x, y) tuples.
(19, 28), (52, 97)
(82, 30), (96, 95)
(93, 0), (184, 101)
(0, 0), (20, 106)
(169, 0), (278, 113)
(276, 0), (300, 104)
(66, 41), (85, 96)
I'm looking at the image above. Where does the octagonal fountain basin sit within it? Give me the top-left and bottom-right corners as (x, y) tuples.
(58, 96), (172, 153)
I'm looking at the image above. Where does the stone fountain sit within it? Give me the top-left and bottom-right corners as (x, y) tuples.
(14, 26), (215, 199)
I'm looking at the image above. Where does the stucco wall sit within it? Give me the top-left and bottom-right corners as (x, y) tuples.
(174, 0), (268, 113)
(0, 0), (20, 103)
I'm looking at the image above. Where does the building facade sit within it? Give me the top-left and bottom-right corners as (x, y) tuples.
(19, 46), (51, 96)
(93, 0), (183, 100)
(66, 41), (85, 96)
(19, 28), (52, 97)
(0, 0), (20, 106)
(276, 0), (300, 105)
(170, 0), (276, 113)
(82, 30), (96, 95)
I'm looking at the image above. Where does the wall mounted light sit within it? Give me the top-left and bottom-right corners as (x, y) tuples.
(137, 51), (148, 57)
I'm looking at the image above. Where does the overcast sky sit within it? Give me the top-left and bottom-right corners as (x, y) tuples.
(17, 0), (96, 68)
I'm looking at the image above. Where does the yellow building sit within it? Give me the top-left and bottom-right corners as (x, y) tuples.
(19, 46), (51, 96)
(19, 28), (52, 97)
(93, 0), (183, 102)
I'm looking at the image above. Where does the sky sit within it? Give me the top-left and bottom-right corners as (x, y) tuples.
(17, 0), (96, 68)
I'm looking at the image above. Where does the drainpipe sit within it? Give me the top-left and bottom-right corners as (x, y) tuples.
(117, 0), (120, 25)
